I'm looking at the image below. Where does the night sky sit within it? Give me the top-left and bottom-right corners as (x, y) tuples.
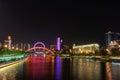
(0, 0), (120, 47)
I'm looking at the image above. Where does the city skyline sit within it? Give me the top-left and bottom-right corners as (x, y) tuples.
(0, 1), (120, 47)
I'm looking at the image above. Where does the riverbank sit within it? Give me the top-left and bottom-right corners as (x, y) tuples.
(0, 57), (27, 68)
(68, 55), (120, 63)
(88, 56), (120, 63)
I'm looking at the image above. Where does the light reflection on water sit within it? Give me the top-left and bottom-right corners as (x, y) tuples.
(0, 60), (24, 80)
(25, 56), (55, 80)
(71, 58), (101, 80)
(0, 56), (120, 80)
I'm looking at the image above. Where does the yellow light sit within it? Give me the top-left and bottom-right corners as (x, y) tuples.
(4, 44), (8, 48)
(8, 36), (11, 40)
(12, 46), (14, 49)
(19, 49), (22, 51)
(16, 48), (18, 50)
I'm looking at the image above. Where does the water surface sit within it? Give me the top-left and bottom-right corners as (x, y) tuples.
(0, 56), (120, 80)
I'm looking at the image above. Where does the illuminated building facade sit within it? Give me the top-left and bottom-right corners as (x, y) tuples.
(50, 37), (61, 52)
(50, 37), (70, 53)
(106, 40), (120, 54)
(3, 36), (12, 49)
(108, 40), (120, 48)
(15, 43), (31, 51)
(105, 31), (120, 54)
(1, 36), (31, 51)
(106, 31), (120, 47)
(73, 43), (100, 54)
(8, 36), (12, 50)
(105, 31), (114, 47)
(57, 37), (61, 51)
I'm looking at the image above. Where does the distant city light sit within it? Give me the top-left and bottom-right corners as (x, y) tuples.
(4, 44), (8, 48)
(16, 47), (19, 50)
(8, 36), (11, 40)
(8, 36), (12, 50)
(11, 46), (15, 49)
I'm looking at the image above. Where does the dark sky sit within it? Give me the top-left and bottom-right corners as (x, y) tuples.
(0, 0), (120, 47)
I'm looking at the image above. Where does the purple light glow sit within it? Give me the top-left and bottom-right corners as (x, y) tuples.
(55, 56), (61, 80)
(57, 37), (60, 50)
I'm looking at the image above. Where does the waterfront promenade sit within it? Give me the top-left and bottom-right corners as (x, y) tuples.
(0, 57), (27, 68)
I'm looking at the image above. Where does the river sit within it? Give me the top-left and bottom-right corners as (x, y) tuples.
(0, 56), (120, 80)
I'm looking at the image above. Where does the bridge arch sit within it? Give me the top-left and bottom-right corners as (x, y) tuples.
(25, 47), (54, 55)
(33, 42), (46, 52)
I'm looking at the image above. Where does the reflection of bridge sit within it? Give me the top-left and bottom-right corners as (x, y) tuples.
(25, 47), (54, 56)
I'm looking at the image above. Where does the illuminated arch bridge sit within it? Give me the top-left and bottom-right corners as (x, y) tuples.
(25, 47), (54, 55)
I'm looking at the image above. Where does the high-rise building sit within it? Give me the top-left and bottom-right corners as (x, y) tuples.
(105, 31), (120, 47)
(106, 31), (114, 47)
(3, 36), (12, 49)
(8, 36), (12, 50)
(57, 37), (61, 51)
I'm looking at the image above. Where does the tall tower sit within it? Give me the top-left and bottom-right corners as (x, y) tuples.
(106, 31), (120, 47)
(57, 37), (61, 51)
(8, 36), (12, 50)
(105, 31), (114, 47)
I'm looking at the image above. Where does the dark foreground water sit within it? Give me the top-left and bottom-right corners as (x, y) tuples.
(0, 56), (120, 80)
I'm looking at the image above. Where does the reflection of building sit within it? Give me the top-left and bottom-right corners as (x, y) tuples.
(73, 58), (101, 80)
(73, 43), (99, 54)
(105, 62), (112, 80)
